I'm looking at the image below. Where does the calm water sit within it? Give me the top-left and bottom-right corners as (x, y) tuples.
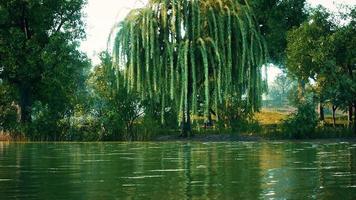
(0, 142), (355, 199)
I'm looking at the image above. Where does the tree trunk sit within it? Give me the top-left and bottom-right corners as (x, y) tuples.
(180, 103), (192, 138)
(19, 85), (31, 124)
(354, 102), (356, 135)
(203, 112), (213, 129)
(180, 116), (192, 138)
(319, 102), (325, 121)
(348, 104), (353, 128)
(347, 65), (355, 134)
(186, 109), (192, 138)
(332, 105), (337, 127)
(298, 79), (306, 102)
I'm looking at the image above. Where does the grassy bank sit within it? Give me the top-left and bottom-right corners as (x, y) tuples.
(254, 109), (354, 139)
(1, 110), (355, 142)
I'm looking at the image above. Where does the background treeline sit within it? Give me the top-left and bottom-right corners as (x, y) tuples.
(0, 0), (355, 141)
(266, 5), (356, 138)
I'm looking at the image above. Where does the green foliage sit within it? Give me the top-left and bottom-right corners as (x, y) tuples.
(1, 1), (354, 141)
(248, 0), (308, 63)
(0, 82), (19, 134)
(112, 0), (268, 130)
(331, 6), (356, 109)
(286, 6), (334, 82)
(216, 97), (261, 134)
(134, 114), (162, 141)
(282, 101), (318, 139)
(0, 0), (89, 139)
(86, 52), (145, 141)
(64, 104), (102, 141)
(28, 102), (63, 140)
(267, 73), (296, 107)
(286, 5), (355, 131)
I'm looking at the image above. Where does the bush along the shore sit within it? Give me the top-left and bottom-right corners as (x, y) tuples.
(282, 102), (319, 139)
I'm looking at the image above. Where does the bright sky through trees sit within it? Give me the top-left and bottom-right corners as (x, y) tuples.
(80, 0), (356, 82)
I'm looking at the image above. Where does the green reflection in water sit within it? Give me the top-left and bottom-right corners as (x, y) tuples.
(0, 142), (355, 199)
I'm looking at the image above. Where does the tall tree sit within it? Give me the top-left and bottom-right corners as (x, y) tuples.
(112, 0), (268, 135)
(333, 6), (356, 129)
(286, 5), (356, 131)
(286, 6), (334, 102)
(267, 72), (294, 107)
(0, 0), (89, 136)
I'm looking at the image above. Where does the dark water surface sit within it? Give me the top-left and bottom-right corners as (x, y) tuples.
(0, 141), (355, 199)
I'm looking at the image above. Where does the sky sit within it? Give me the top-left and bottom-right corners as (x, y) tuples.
(80, 0), (147, 63)
(80, 0), (356, 81)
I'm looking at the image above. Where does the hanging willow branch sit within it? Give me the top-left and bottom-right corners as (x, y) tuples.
(112, 0), (268, 126)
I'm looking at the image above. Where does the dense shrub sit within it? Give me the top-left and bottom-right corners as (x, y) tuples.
(0, 83), (20, 134)
(216, 98), (261, 134)
(282, 101), (318, 138)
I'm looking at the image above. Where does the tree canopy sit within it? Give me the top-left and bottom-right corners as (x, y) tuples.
(286, 5), (356, 128)
(0, 0), (355, 140)
(0, 0), (90, 138)
(112, 0), (268, 132)
(248, 0), (307, 64)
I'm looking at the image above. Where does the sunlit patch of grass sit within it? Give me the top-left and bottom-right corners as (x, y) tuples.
(255, 110), (288, 125)
(324, 116), (349, 126)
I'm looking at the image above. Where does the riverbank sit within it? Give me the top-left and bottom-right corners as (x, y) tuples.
(154, 134), (262, 142)
(1, 127), (354, 142)
(1, 110), (354, 142)
(0, 133), (11, 141)
(153, 134), (356, 143)
(2, 132), (355, 143)
(0, 131), (27, 142)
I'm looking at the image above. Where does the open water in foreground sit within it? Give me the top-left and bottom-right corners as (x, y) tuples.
(0, 141), (355, 199)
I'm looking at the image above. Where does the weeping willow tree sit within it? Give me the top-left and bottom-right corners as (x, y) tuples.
(111, 0), (268, 134)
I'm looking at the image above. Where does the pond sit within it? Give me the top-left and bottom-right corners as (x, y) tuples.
(0, 142), (355, 199)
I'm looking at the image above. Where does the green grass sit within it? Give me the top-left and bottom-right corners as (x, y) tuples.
(255, 109), (288, 125)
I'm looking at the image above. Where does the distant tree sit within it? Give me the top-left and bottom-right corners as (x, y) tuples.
(268, 73), (294, 107)
(286, 5), (356, 132)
